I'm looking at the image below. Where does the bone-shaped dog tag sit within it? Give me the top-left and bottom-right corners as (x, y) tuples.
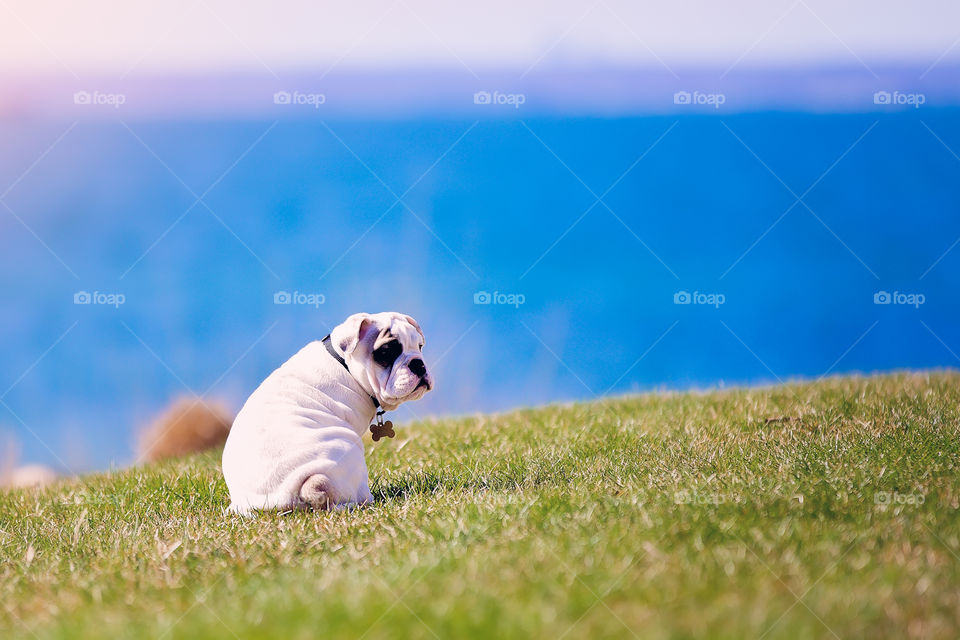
(370, 419), (395, 442)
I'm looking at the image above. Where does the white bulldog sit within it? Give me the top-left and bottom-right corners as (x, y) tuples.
(222, 312), (432, 514)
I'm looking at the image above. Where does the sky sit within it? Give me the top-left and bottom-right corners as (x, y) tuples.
(1, 1), (960, 76)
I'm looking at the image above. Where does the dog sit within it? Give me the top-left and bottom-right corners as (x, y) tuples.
(222, 312), (432, 514)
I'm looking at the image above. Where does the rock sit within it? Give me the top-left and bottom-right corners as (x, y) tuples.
(137, 397), (233, 462)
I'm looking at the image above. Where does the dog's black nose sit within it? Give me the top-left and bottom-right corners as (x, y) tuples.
(408, 358), (426, 377)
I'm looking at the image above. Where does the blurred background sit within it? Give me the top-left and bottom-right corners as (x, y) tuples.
(1, 1), (959, 472)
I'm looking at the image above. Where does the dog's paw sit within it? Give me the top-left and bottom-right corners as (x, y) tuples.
(226, 502), (257, 517)
(299, 474), (337, 510)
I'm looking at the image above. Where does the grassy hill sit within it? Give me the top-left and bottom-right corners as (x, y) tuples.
(1, 372), (959, 639)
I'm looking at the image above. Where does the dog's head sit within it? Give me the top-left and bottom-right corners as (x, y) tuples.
(330, 312), (433, 410)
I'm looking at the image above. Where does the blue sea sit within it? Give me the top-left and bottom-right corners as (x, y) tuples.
(1, 107), (959, 470)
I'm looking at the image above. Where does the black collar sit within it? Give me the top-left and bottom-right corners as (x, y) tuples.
(322, 335), (381, 411)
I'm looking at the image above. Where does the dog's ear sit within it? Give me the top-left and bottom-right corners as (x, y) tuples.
(331, 313), (376, 355)
(402, 314), (424, 343)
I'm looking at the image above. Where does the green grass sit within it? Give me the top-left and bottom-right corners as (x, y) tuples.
(2, 371), (960, 639)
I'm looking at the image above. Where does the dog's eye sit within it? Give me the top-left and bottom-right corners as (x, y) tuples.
(373, 340), (402, 368)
